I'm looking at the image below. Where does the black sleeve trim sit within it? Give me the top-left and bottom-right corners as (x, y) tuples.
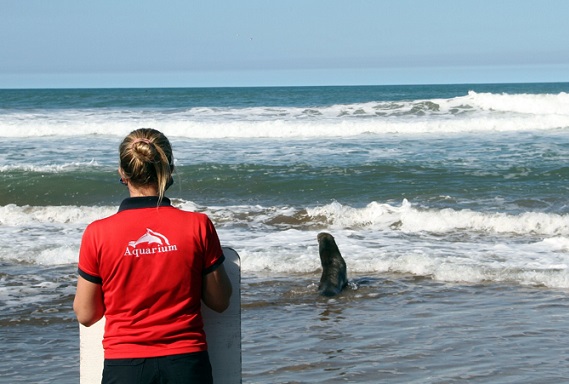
(203, 253), (226, 276)
(78, 267), (103, 285)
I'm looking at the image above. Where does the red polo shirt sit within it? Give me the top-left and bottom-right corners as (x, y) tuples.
(78, 196), (224, 359)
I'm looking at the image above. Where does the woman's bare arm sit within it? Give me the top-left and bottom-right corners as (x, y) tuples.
(73, 276), (105, 327)
(202, 264), (233, 313)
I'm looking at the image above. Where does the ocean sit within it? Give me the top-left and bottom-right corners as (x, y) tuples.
(2, 83), (569, 383)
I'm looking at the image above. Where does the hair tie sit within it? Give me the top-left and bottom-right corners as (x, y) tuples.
(131, 138), (152, 149)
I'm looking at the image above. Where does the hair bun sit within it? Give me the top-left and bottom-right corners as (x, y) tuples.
(131, 138), (152, 149)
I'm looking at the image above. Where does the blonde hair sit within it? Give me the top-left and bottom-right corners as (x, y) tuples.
(119, 128), (174, 203)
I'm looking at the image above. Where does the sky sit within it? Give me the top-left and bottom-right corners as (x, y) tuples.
(1, 0), (569, 88)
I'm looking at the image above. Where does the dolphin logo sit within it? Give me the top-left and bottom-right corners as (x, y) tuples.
(128, 228), (170, 248)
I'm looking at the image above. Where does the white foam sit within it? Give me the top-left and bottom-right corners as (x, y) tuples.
(540, 236), (569, 252)
(0, 160), (102, 173)
(4, 201), (569, 289)
(0, 204), (115, 226)
(462, 91), (569, 115)
(306, 200), (569, 236)
(1, 91), (569, 138)
(34, 245), (80, 265)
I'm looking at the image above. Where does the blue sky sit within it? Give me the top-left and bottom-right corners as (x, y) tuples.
(1, 0), (568, 88)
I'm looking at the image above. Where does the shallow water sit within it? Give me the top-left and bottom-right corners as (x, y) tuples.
(5, 270), (569, 383)
(241, 274), (569, 384)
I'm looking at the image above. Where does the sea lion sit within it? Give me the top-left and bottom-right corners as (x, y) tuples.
(317, 232), (348, 297)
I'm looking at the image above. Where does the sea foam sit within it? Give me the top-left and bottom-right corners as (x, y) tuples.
(1, 91), (569, 138)
(306, 200), (569, 236)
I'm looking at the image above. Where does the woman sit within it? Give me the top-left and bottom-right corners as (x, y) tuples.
(74, 128), (232, 383)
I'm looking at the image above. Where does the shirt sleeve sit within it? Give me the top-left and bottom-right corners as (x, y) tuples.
(202, 216), (225, 275)
(77, 223), (103, 284)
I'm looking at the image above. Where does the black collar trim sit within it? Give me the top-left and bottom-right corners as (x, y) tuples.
(118, 196), (172, 212)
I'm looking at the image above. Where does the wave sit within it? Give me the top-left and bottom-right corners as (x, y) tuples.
(0, 160), (102, 173)
(1, 91), (569, 138)
(3, 199), (568, 238)
(305, 200), (569, 236)
(0, 204), (115, 226)
(3, 200), (569, 288)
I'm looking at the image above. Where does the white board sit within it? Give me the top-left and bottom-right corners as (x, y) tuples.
(202, 247), (241, 383)
(79, 247), (241, 384)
